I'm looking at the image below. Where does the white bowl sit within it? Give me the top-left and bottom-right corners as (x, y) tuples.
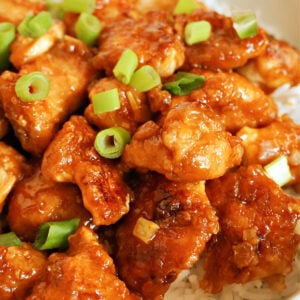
(223, 0), (300, 49)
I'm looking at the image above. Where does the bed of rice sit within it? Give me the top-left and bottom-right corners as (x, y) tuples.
(163, 1), (300, 299)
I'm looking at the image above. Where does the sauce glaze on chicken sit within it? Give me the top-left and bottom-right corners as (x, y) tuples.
(0, 0), (300, 299)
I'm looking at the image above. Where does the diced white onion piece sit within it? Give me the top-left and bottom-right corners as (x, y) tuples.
(264, 155), (292, 187)
(133, 216), (160, 244)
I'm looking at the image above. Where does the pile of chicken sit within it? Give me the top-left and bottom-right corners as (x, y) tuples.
(1, 0), (300, 299)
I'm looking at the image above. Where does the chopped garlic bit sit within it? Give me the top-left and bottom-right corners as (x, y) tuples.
(133, 216), (160, 244)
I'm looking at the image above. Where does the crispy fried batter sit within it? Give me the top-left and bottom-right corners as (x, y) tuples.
(7, 165), (90, 241)
(41, 115), (131, 225)
(123, 102), (243, 181)
(116, 173), (219, 299)
(238, 35), (300, 92)
(174, 9), (268, 70)
(85, 77), (151, 134)
(28, 226), (140, 300)
(0, 0), (45, 25)
(237, 116), (300, 184)
(92, 11), (185, 77)
(149, 70), (277, 132)
(201, 165), (300, 293)
(0, 243), (47, 299)
(0, 36), (97, 156)
(0, 141), (26, 212)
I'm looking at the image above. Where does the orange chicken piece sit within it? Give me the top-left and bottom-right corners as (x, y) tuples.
(41, 116), (131, 226)
(0, 0), (45, 25)
(201, 165), (300, 293)
(0, 36), (97, 156)
(7, 165), (91, 241)
(174, 9), (268, 70)
(123, 102), (243, 182)
(116, 173), (219, 299)
(0, 243), (47, 300)
(28, 226), (140, 300)
(237, 116), (300, 184)
(92, 10), (185, 77)
(0, 141), (26, 212)
(85, 77), (151, 134)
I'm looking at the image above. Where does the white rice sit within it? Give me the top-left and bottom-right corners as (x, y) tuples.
(165, 252), (300, 300)
(272, 84), (300, 125)
(164, 1), (300, 299)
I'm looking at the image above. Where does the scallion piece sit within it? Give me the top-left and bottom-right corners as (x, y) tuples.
(15, 72), (50, 102)
(92, 88), (120, 114)
(18, 12), (52, 38)
(34, 218), (80, 250)
(163, 72), (205, 95)
(173, 0), (199, 15)
(0, 232), (22, 247)
(62, 0), (96, 14)
(0, 22), (15, 70)
(17, 14), (34, 37)
(184, 20), (211, 45)
(232, 9), (258, 40)
(94, 127), (131, 159)
(46, 0), (65, 19)
(264, 155), (293, 187)
(75, 12), (101, 46)
(129, 65), (161, 92)
(113, 49), (138, 85)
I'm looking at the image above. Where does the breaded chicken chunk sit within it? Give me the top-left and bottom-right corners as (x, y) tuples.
(201, 165), (300, 293)
(238, 36), (300, 93)
(41, 115), (131, 225)
(0, 0), (45, 25)
(92, 11), (185, 77)
(174, 9), (268, 70)
(149, 70), (277, 133)
(116, 173), (219, 299)
(0, 141), (26, 212)
(28, 226), (140, 300)
(7, 164), (91, 241)
(123, 102), (243, 182)
(85, 77), (151, 134)
(237, 116), (300, 184)
(0, 243), (47, 299)
(0, 36), (97, 156)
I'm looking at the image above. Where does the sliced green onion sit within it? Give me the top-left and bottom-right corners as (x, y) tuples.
(0, 232), (22, 247)
(232, 9), (258, 40)
(173, 0), (199, 15)
(129, 65), (161, 92)
(75, 12), (101, 46)
(163, 72), (205, 95)
(62, 0), (96, 14)
(94, 127), (131, 159)
(113, 49), (138, 85)
(184, 20), (211, 45)
(34, 218), (80, 250)
(92, 88), (120, 114)
(0, 22), (16, 70)
(264, 155), (292, 187)
(17, 11), (52, 38)
(15, 72), (50, 102)
(46, 0), (65, 19)
(17, 14), (34, 36)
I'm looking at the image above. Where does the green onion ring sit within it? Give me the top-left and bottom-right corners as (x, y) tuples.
(94, 127), (131, 159)
(15, 72), (50, 102)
